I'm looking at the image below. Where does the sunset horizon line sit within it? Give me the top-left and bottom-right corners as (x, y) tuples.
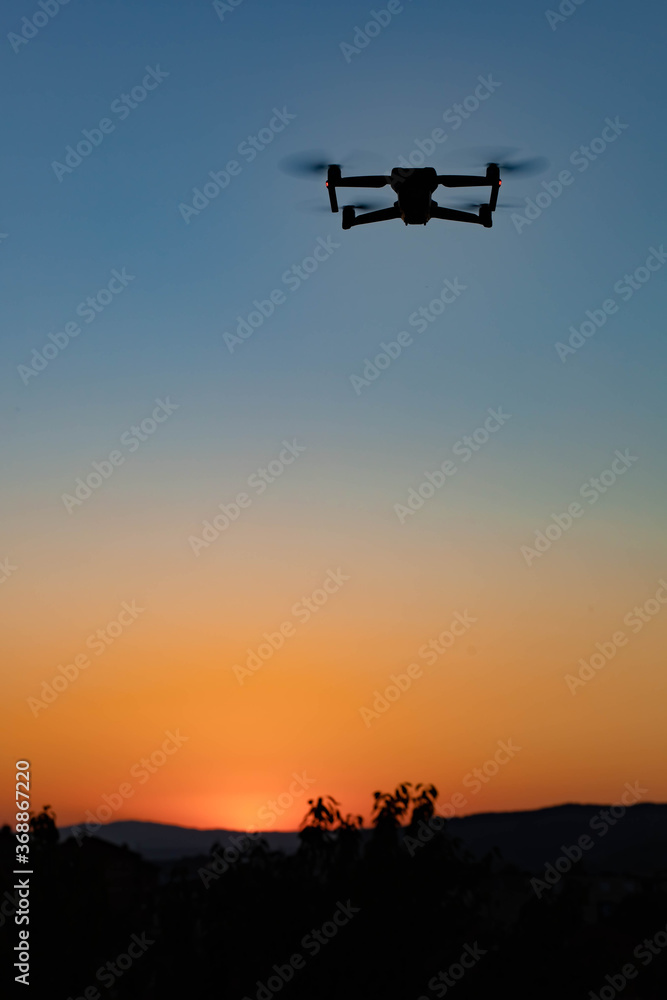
(47, 796), (666, 836)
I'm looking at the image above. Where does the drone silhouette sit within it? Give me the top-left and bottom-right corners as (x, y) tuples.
(284, 151), (547, 231)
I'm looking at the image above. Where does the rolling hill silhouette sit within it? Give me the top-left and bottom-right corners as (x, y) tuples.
(61, 802), (667, 871)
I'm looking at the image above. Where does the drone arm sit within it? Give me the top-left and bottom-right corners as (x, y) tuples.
(436, 174), (492, 188)
(334, 175), (392, 187)
(326, 168), (390, 213)
(437, 165), (501, 208)
(430, 205), (490, 227)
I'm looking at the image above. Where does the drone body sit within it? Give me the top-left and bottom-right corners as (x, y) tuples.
(327, 163), (500, 230)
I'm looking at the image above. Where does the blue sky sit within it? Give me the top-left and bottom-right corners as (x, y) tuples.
(3, 0), (666, 493)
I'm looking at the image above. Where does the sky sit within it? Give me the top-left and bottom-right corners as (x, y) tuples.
(2, 0), (667, 833)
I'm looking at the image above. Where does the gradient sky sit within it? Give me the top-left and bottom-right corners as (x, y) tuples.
(2, 0), (667, 832)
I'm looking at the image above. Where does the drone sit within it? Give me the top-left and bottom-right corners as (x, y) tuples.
(334, 163), (502, 229)
(283, 151), (547, 231)
(328, 163), (500, 229)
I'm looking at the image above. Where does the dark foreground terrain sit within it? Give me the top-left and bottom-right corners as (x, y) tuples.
(2, 788), (667, 998)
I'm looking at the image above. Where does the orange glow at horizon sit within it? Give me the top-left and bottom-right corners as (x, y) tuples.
(3, 479), (667, 832)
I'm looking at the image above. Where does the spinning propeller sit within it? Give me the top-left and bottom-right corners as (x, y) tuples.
(454, 199), (523, 211)
(297, 197), (386, 213)
(462, 146), (549, 177)
(280, 149), (383, 179)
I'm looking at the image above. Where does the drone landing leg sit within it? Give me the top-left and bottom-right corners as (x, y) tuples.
(343, 206), (401, 229)
(430, 206), (491, 228)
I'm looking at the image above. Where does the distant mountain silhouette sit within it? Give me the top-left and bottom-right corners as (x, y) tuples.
(445, 802), (667, 873)
(59, 818), (300, 859)
(60, 802), (667, 871)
